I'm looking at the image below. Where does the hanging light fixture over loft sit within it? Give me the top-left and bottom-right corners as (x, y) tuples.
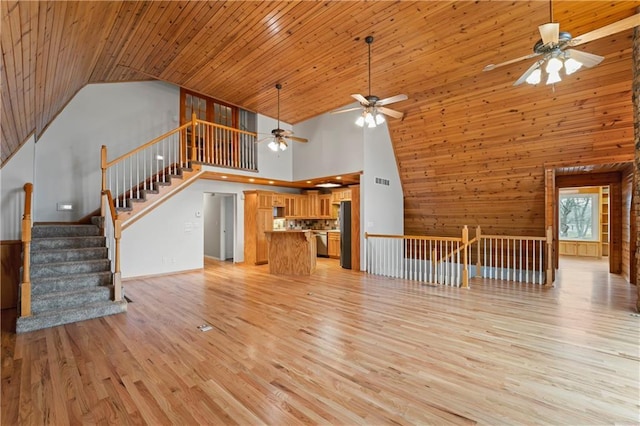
(257, 84), (309, 152)
(356, 36), (385, 128)
(479, 0), (640, 87)
(331, 36), (407, 126)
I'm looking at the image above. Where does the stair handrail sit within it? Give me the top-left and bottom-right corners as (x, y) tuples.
(101, 122), (193, 192)
(20, 182), (33, 317)
(101, 189), (122, 301)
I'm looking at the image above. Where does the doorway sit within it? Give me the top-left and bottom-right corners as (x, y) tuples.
(203, 193), (236, 262)
(546, 163), (635, 284)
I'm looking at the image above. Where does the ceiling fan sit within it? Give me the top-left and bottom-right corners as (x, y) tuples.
(332, 35), (408, 127)
(258, 83), (308, 151)
(483, 3), (640, 86)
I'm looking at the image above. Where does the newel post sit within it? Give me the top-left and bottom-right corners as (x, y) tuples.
(475, 225), (482, 276)
(101, 145), (107, 192)
(190, 112), (197, 162)
(20, 183), (33, 317)
(461, 225), (469, 288)
(545, 226), (554, 287)
(113, 218), (123, 301)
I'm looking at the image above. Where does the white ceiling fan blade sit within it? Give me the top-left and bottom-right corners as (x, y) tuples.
(538, 22), (560, 45)
(377, 94), (408, 106)
(378, 106), (403, 119)
(570, 13), (640, 47)
(351, 94), (370, 105)
(330, 106), (362, 114)
(513, 60), (544, 86)
(256, 136), (273, 144)
(288, 136), (308, 143)
(483, 52), (541, 71)
(565, 49), (604, 68)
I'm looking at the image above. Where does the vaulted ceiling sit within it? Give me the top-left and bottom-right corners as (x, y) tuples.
(2, 1), (638, 236)
(2, 1), (637, 166)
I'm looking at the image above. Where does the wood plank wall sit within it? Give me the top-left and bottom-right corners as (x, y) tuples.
(1, 241), (21, 309)
(621, 165), (635, 282)
(395, 28), (635, 238)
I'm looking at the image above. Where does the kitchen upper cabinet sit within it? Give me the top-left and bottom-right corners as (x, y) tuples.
(306, 191), (320, 218)
(295, 195), (309, 218)
(328, 232), (340, 259)
(319, 194), (331, 218)
(244, 191), (273, 265)
(257, 191), (273, 209)
(284, 195), (295, 217)
(331, 188), (351, 204)
(272, 194), (284, 207)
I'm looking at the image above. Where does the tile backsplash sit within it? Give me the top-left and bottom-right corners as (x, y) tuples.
(286, 219), (338, 230)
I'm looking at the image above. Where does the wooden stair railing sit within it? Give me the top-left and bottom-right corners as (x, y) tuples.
(20, 182), (33, 317)
(475, 226), (553, 286)
(101, 115), (258, 213)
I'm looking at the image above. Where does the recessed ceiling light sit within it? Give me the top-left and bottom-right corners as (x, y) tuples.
(249, 178), (255, 182)
(315, 183), (341, 188)
(306, 181), (312, 184)
(269, 181), (274, 184)
(336, 176), (342, 180)
(221, 175), (228, 179)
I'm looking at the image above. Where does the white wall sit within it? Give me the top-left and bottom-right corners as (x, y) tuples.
(0, 135), (35, 240)
(33, 81), (180, 222)
(362, 121), (404, 236)
(1, 80), (404, 276)
(121, 179), (298, 278)
(292, 105), (364, 180)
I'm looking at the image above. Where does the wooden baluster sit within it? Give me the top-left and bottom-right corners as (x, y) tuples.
(190, 112), (197, 162)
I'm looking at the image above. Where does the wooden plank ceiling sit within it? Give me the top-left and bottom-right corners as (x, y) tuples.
(2, 1), (637, 235)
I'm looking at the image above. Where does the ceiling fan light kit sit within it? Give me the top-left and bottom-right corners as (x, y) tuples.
(258, 83), (309, 152)
(332, 35), (407, 126)
(483, 2), (639, 87)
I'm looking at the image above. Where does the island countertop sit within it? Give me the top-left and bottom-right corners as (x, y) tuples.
(264, 230), (317, 275)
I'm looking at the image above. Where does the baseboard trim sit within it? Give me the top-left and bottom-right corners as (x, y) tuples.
(122, 268), (203, 282)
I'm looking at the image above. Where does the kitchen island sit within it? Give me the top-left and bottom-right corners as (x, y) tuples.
(264, 230), (317, 275)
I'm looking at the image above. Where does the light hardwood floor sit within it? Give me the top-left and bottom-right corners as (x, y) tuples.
(2, 256), (639, 424)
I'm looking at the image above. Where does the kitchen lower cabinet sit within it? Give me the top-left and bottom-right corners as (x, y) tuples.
(244, 191), (273, 265)
(328, 232), (341, 259)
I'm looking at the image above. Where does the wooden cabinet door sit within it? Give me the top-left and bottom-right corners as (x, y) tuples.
(258, 192), (272, 209)
(256, 208), (273, 263)
(319, 195), (331, 218)
(307, 191), (319, 217)
(284, 195), (295, 217)
(272, 194), (284, 207)
(328, 233), (341, 258)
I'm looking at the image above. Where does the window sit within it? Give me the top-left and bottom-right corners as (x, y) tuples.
(180, 88), (255, 129)
(559, 189), (599, 241)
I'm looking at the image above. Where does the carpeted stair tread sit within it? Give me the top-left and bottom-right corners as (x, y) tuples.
(31, 271), (112, 294)
(32, 224), (100, 238)
(31, 259), (111, 279)
(31, 286), (113, 314)
(16, 300), (127, 333)
(31, 236), (106, 250)
(31, 247), (108, 264)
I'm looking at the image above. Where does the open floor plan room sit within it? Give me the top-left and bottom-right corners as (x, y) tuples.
(2, 257), (638, 424)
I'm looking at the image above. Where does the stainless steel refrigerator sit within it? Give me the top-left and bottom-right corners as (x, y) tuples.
(340, 200), (351, 269)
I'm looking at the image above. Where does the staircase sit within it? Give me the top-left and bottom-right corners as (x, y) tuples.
(113, 164), (202, 226)
(16, 223), (127, 333)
